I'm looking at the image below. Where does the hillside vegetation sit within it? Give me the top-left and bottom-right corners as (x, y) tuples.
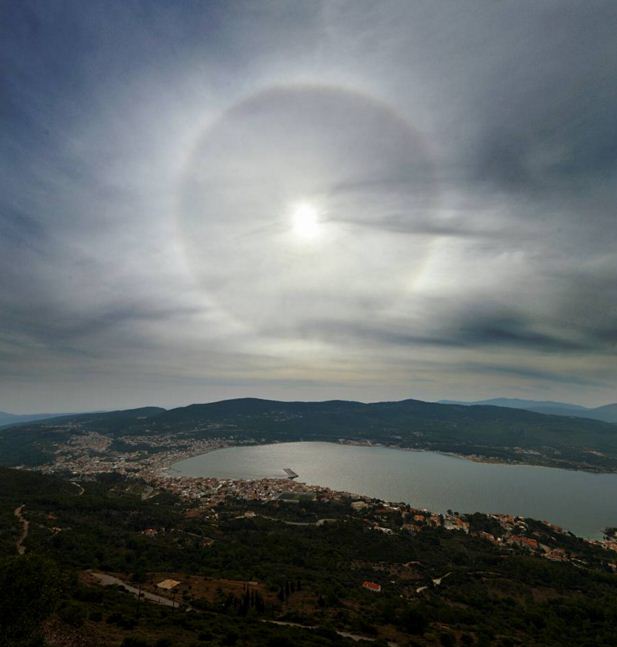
(2, 398), (617, 471)
(2, 467), (617, 646)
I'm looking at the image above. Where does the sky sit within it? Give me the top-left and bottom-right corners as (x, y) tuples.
(1, 1), (616, 413)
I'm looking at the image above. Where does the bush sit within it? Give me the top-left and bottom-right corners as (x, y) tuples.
(440, 633), (455, 647)
(107, 612), (137, 630)
(398, 606), (428, 635)
(222, 630), (239, 645)
(58, 601), (86, 627)
(121, 638), (150, 647)
(267, 638), (294, 647)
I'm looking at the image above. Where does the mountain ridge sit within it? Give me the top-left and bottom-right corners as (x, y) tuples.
(4, 396), (617, 472)
(438, 398), (617, 423)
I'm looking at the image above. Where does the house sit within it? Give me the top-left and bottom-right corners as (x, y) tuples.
(362, 580), (382, 593)
(510, 535), (539, 550)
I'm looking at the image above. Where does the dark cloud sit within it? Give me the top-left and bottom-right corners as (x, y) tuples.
(471, 7), (617, 193)
(280, 305), (615, 356)
(452, 312), (586, 352)
(459, 363), (609, 389)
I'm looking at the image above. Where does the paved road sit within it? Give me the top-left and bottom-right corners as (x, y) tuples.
(237, 513), (339, 527)
(90, 571), (180, 608)
(14, 505), (29, 555)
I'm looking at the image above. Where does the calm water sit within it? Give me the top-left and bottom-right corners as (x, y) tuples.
(172, 442), (617, 538)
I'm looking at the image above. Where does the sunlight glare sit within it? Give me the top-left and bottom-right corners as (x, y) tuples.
(290, 202), (322, 242)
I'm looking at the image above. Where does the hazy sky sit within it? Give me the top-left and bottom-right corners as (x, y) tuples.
(2, 1), (616, 412)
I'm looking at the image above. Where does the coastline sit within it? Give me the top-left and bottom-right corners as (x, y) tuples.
(335, 438), (617, 474)
(35, 436), (617, 539)
(158, 437), (617, 479)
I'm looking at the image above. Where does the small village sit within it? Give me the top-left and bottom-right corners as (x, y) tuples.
(141, 470), (617, 576)
(37, 429), (233, 478)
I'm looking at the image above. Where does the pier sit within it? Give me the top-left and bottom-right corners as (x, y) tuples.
(283, 468), (298, 479)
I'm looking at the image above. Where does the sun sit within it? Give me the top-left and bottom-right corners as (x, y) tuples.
(290, 202), (322, 242)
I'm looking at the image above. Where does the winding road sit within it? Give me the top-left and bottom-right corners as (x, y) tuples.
(88, 571), (395, 643)
(71, 480), (85, 496)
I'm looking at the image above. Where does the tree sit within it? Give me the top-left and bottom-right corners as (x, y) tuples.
(0, 555), (63, 646)
(131, 563), (147, 617)
(398, 605), (428, 635)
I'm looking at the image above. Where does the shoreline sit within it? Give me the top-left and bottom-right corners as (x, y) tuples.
(156, 440), (617, 540)
(163, 438), (617, 477)
(145, 463), (616, 546)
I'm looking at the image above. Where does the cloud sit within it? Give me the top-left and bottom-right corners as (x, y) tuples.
(459, 363), (609, 389)
(0, 1), (616, 410)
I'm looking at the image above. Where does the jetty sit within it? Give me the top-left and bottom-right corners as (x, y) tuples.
(283, 468), (299, 479)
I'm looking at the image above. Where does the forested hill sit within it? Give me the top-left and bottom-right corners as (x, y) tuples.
(3, 466), (617, 646)
(3, 397), (617, 471)
(0, 407), (166, 466)
(151, 398), (617, 470)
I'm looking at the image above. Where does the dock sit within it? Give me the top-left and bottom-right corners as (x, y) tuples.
(283, 468), (298, 479)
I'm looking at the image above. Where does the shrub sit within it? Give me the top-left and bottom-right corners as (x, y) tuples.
(121, 638), (150, 647)
(58, 601), (86, 627)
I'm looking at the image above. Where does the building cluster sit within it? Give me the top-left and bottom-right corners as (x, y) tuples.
(139, 468), (617, 573)
(365, 505), (617, 569)
(36, 430), (231, 478)
(145, 472), (356, 508)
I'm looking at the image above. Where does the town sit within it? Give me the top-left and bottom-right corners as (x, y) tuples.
(145, 472), (617, 572)
(22, 418), (617, 571)
(27, 425), (617, 574)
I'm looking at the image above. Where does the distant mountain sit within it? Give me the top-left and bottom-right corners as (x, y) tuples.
(438, 398), (617, 423)
(439, 398), (587, 411)
(0, 411), (76, 429)
(589, 403), (617, 423)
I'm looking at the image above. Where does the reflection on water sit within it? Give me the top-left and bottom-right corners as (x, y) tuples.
(172, 441), (617, 538)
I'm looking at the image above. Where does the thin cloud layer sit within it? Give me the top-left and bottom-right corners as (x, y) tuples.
(1, 1), (616, 411)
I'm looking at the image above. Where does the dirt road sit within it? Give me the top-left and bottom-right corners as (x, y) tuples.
(14, 505), (29, 555)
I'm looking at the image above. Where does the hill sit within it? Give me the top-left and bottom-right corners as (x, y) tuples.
(3, 397), (617, 472)
(0, 407), (166, 466)
(1, 466), (617, 646)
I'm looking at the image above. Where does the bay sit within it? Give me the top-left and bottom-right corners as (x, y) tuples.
(171, 441), (617, 538)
